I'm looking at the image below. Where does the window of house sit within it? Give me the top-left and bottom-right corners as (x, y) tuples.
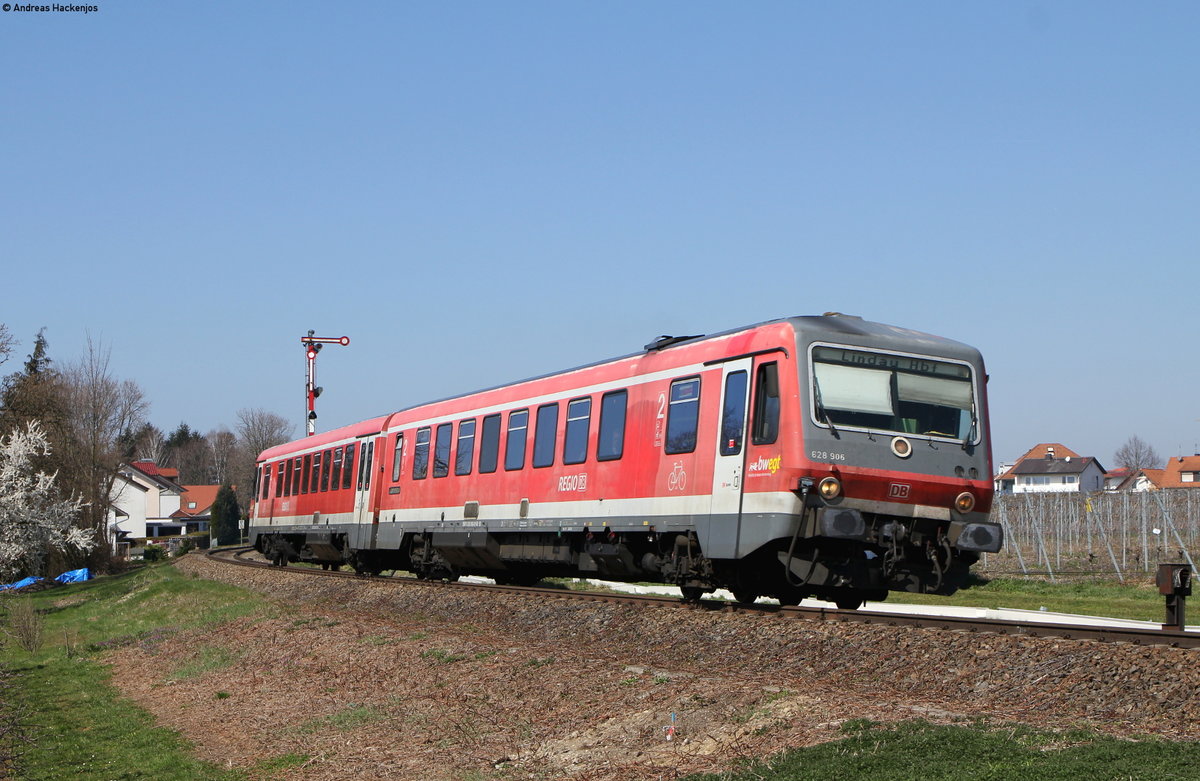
(563, 398), (591, 465)
(1183, 472), (1196, 483)
(434, 423), (452, 478)
(533, 403), (559, 468)
(505, 410), (529, 471)
(188, 501), (197, 510)
(392, 434), (404, 482)
(479, 414), (501, 473)
(456, 419), (476, 476)
(414, 427), (431, 479)
(597, 390), (627, 461)
(665, 377), (700, 454)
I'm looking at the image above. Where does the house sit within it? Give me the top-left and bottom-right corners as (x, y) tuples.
(994, 443), (1083, 494)
(172, 485), (220, 534)
(1157, 455), (1200, 489)
(1111, 468), (1165, 492)
(107, 461), (186, 549)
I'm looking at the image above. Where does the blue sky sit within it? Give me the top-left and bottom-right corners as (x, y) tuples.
(2, 1), (1197, 468)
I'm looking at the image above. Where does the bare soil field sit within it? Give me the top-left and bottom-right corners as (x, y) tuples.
(104, 555), (1200, 780)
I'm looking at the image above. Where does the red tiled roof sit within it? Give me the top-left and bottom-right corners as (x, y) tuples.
(1158, 456), (1200, 489)
(998, 443), (1085, 479)
(173, 485), (221, 518)
(130, 460), (180, 479)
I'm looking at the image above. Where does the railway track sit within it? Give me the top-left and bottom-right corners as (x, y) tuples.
(206, 546), (1200, 649)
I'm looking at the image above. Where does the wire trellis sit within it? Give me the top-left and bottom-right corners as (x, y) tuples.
(981, 489), (1199, 580)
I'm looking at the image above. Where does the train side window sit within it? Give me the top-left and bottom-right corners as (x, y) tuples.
(342, 444), (355, 489)
(280, 459), (290, 497)
(391, 434), (404, 482)
(434, 423), (452, 478)
(320, 449), (333, 491)
(294, 458), (303, 494)
(414, 427), (431, 479)
(752, 362), (780, 445)
(331, 447), (343, 489)
(533, 403), (559, 468)
(597, 389), (627, 461)
(275, 461), (285, 497)
(261, 464), (272, 500)
(563, 397), (591, 465)
(253, 466), (261, 499)
(720, 370), (749, 456)
(505, 409), (529, 471)
(456, 419), (476, 476)
(311, 452), (323, 493)
(665, 377), (701, 454)
(478, 414), (501, 473)
(301, 454), (312, 493)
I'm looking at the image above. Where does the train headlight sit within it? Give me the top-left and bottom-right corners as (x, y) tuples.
(954, 491), (976, 514)
(890, 436), (912, 458)
(818, 477), (842, 500)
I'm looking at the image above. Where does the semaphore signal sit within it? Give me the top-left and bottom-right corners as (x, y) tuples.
(300, 331), (350, 436)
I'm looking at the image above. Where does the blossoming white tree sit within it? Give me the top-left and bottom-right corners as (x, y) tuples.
(0, 421), (93, 582)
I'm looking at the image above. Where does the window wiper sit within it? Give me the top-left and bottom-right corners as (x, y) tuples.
(812, 375), (839, 438)
(962, 401), (978, 451)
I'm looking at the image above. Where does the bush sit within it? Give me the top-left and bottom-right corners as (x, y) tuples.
(142, 545), (167, 562)
(4, 597), (43, 653)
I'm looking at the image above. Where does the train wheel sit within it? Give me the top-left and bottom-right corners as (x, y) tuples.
(680, 586), (704, 602)
(731, 590), (759, 605)
(834, 597), (863, 610)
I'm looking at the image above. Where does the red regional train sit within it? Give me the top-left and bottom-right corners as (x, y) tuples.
(249, 314), (1001, 609)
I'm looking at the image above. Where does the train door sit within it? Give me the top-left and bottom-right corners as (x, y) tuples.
(352, 435), (375, 527)
(711, 357), (752, 519)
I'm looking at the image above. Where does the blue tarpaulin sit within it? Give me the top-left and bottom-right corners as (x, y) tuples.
(0, 568), (91, 591)
(0, 577), (41, 591)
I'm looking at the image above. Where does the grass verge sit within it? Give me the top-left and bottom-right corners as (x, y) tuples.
(689, 719), (1200, 781)
(0, 561), (269, 780)
(883, 575), (1167, 622)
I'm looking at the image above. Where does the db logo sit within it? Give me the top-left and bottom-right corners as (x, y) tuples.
(888, 483), (911, 499)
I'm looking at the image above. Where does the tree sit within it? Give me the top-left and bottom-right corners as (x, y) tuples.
(209, 485), (241, 546)
(0, 329), (70, 478)
(0, 323), (13, 370)
(0, 422), (92, 581)
(60, 336), (148, 569)
(1114, 435), (1162, 472)
(234, 408), (292, 508)
(164, 422), (211, 484)
(207, 428), (237, 486)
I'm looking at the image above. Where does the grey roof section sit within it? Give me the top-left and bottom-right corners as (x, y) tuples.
(1012, 457), (1098, 476)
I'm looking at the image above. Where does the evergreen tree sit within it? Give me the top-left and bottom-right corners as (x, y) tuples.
(209, 485), (241, 546)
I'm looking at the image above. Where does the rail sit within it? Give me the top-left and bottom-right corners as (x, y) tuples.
(205, 547), (1200, 649)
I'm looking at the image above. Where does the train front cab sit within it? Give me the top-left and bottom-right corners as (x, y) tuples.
(726, 316), (1004, 608)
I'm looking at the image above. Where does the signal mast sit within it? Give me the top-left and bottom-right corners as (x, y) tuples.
(301, 331), (350, 436)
